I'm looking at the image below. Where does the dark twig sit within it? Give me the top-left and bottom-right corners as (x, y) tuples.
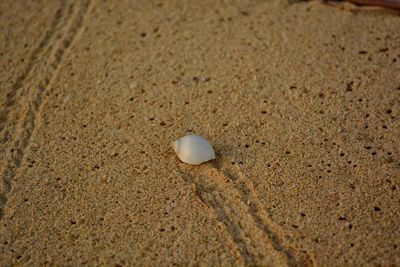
(345, 0), (400, 10)
(330, 0), (400, 10)
(290, 0), (400, 10)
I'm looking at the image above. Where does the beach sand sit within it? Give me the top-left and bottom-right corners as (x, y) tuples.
(0, 0), (399, 265)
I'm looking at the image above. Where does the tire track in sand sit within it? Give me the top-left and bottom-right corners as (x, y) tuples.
(0, 0), (92, 219)
(176, 158), (315, 266)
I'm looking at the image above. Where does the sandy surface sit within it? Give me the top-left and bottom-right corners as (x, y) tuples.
(1, 0), (399, 266)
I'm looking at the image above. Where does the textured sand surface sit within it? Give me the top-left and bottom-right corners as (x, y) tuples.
(1, 0), (399, 266)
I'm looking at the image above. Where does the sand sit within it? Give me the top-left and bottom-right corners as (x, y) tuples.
(0, 0), (399, 266)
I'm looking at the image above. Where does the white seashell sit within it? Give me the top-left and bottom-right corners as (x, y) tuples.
(172, 135), (216, 165)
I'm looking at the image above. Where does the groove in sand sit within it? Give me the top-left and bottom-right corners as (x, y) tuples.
(0, 0), (92, 219)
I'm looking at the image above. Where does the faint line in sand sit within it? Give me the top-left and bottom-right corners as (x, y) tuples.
(0, 0), (92, 219)
(0, 1), (68, 136)
(176, 162), (288, 266)
(225, 163), (317, 266)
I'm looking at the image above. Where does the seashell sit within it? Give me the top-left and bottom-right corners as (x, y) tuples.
(172, 135), (216, 165)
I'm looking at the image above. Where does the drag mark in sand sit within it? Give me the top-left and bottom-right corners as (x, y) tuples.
(176, 160), (315, 266)
(0, 0), (92, 219)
